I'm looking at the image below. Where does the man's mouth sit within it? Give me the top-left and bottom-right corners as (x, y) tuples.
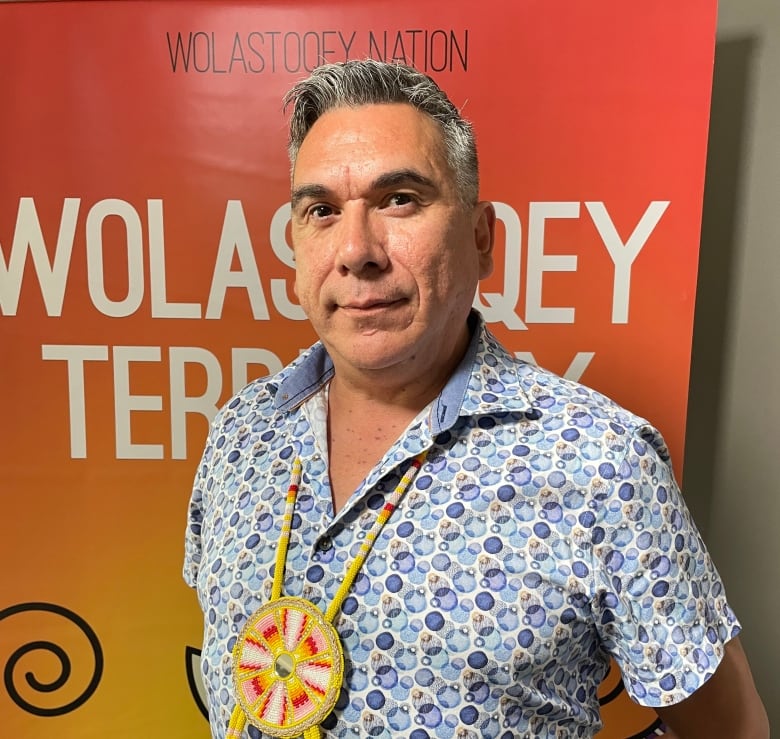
(340, 298), (403, 311)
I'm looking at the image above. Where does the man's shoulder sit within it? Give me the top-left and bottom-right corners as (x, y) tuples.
(479, 328), (646, 430)
(520, 361), (639, 421)
(484, 348), (673, 468)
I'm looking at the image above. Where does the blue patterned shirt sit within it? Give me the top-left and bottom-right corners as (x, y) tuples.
(184, 314), (740, 739)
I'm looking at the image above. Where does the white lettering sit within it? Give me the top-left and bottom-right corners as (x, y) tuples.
(169, 347), (222, 459)
(206, 200), (269, 319)
(586, 200), (669, 323)
(3, 198), (670, 326)
(0, 198), (79, 316)
(148, 200), (201, 318)
(113, 345), (163, 459)
(41, 344), (109, 458)
(525, 202), (579, 323)
(86, 199), (145, 317)
(269, 202), (306, 320)
(41, 343), (292, 461)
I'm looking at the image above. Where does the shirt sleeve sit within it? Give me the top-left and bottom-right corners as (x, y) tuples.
(183, 413), (220, 590)
(589, 423), (741, 707)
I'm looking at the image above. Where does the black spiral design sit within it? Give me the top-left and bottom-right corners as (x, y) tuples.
(185, 645), (209, 719)
(598, 665), (626, 707)
(0, 601), (103, 716)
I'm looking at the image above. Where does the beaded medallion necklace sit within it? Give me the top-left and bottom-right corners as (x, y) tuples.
(227, 452), (428, 738)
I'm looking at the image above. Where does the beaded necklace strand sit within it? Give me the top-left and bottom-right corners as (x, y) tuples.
(227, 451), (428, 738)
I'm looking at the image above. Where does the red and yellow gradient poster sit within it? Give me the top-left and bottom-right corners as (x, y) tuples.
(0, 1), (716, 736)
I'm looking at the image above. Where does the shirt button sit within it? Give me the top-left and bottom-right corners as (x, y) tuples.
(317, 537), (333, 552)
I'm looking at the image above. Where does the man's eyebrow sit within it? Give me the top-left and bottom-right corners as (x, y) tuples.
(372, 168), (437, 192)
(290, 184), (331, 210)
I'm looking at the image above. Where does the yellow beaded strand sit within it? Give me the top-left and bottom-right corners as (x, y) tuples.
(272, 457), (303, 601)
(227, 450), (428, 737)
(325, 452), (427, 622)
(226, 708), (246, 736)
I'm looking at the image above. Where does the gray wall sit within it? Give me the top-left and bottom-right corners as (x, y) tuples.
(684, 0), (779, 729)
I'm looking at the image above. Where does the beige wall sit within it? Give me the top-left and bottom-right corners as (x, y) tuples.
(684, 0), (780, 729)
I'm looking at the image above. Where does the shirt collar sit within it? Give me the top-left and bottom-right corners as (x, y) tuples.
(274, 311), (534, 434)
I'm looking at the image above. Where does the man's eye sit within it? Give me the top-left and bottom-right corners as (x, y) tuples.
(309, 204), (334, 219)
(387, 193), (415, 207)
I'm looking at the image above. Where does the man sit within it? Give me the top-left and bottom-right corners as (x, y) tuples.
(184, 60), (767, 738)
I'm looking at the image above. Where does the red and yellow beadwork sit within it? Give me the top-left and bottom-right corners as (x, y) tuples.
(233, 597), (344, 737)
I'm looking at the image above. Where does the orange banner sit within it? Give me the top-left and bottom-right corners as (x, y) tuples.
(0, 1), (716, 736)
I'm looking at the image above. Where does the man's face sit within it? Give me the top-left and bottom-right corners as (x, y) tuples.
(290, 103), (494, 378)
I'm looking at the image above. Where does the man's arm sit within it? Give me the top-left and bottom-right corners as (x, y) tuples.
(654, 637), (768, 739)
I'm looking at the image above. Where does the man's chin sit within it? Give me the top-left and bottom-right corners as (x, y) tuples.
(328, 335), (413, 372)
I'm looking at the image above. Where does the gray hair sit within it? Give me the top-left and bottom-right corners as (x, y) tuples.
(283, 59), (479, 206)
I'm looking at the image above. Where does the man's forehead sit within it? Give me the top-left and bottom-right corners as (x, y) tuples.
(291, 103), (447, 184)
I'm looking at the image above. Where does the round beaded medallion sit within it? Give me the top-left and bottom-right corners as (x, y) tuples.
(232, 596), (344, 737)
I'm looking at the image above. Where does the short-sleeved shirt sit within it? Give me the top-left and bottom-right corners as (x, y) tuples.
(184, 314), (740, 739)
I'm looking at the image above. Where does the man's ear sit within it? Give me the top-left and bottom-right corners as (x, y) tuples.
(291, 244), (299, 298)
(473, 200), (496, 279)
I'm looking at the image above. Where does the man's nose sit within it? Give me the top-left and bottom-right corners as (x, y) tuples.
(335, 205), (389, 274)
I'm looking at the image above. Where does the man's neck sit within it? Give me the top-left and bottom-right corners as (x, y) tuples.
(325, 321), (473, 413)
(324, 327), (472, 512)
(326, 376), (426, 511)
